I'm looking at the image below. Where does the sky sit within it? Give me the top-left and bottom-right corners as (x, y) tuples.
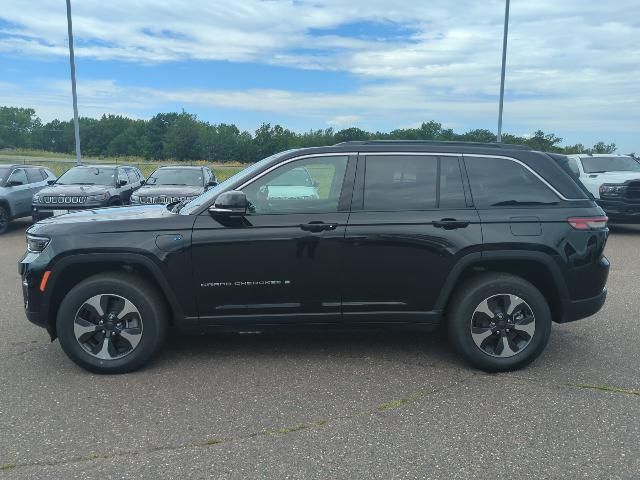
(0, 0), (638, 152)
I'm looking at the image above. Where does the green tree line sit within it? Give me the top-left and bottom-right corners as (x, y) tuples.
(0, 106), (618, 162)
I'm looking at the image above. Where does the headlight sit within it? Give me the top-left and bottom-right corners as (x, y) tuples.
(599, 184), (625, 196)
(26, 234), (50, 253)
(131, 194), (140, 203)
(32, 194), (40, 203)
(86, 192), (110, 202)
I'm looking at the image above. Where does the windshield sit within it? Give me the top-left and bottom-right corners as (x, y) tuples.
(179, 150), (297, 214)
(0, 167), (10, 185)
(57, 167), (116, 185)
(580, 156), (640, 174)
(147, 168), (204, 186)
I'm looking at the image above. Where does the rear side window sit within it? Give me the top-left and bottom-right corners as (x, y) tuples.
(27, 168), (45, 183)
(363, 155), (467, 211)
(465, 157), (559, 208)
(364, 155), (437, 210)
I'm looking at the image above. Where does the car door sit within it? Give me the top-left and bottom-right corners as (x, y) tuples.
(341, 153), (482, 324)
(6, 168), (33, 217)
(191, 153), (356, 325)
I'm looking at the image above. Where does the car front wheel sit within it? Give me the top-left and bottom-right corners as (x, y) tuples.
(56, 272), (168, 374)
(447, 273), (552, 372)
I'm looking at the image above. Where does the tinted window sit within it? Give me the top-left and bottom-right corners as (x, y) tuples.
(243, 156), (348, 214)
(117, 169), (129, 184)
(466, 157), (559, 207)
(7, 168), (28, 185)
(57, 167), (116, 186)
(439, 157), (466, 208)
(580, 156), (640, 174)
(567, 158), (581, 176)
(364, 155), (437, 210)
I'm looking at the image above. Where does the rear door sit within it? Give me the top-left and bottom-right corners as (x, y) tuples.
(342, 153), (482, 324)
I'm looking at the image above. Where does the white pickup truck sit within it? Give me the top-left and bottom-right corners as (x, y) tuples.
(566, 154), (640, 223)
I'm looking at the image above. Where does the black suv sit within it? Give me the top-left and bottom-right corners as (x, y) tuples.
(130, 165), (217, 205)
(19, 142), (610, 374)
(32, 165), (144, 221)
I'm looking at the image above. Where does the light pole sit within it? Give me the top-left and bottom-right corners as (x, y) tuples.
(66, 0), (82, 165)
(497, 0), (510, 143)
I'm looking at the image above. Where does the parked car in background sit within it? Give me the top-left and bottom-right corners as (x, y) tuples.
(130, 166), (216, 205)
(20, 141), (610, 373)
(32, 165), (144, 221)
(0, 165), (56, 234)
(566, 154), (640, 223)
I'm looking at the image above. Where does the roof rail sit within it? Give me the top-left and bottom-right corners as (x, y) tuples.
(333, 140), (531, 150)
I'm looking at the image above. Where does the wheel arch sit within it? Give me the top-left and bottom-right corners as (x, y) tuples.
(436, 251), (568, 323)
(43, 252), (184, 337)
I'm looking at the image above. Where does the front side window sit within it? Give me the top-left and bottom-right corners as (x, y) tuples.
(57, 167), (116, 186)
(126, 169), (138, 184)
(364, 155), (438, 210)
(465, 157), (559, 207)
(242, 156), (349, 214)
(8, 168), (28, 185)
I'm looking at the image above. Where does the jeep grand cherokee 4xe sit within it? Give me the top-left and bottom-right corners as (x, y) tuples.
(32, 165), (144, 221)
(19, 141), (610, 374)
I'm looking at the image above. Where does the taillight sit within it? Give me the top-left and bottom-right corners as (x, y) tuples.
(567, 216), (608, 230)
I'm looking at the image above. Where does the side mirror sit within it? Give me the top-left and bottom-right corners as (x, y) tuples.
(208, 190), (247, 216)
(47, 179), (56, 185)
(140, 180), (146, 185)
(207, 180), (218, 188)
(117, 180), (128, 187)
(6, 180), (23, 187)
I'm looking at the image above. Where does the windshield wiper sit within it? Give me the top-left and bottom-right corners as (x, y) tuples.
(587, 171), (608, 174)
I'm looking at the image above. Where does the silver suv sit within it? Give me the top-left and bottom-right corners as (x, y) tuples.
(0, 165), (56, 234)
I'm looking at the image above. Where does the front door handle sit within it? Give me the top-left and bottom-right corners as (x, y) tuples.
(300, 221), (337, 233)
(433, 218), (470, 230)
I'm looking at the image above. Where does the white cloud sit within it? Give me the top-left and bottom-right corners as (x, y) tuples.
(0, 0), (638, 150)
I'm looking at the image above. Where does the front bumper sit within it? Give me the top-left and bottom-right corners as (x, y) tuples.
(597, 198), (640, 223)
(19, 250), (55, 336)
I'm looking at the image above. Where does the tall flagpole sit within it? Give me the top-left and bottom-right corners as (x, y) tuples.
(497, 0), (510, 142)
(66, 0), (82, 165)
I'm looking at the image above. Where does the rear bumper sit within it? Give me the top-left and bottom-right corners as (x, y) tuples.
(559, 288), (607, 323)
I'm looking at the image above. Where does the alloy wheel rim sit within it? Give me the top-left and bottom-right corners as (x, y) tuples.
(73, 294), (143, 360)
(470, 293), (535, 358)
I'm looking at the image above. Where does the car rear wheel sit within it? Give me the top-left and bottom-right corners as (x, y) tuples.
(447, 273), (551, 372)
(57, 272), (168, 374)
(0, 206), (8, 234)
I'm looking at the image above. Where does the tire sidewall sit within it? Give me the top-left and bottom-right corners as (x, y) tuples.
(57, 275), (165, 374)
(449, 276), (552, 371)
(0, 206), (9, 234)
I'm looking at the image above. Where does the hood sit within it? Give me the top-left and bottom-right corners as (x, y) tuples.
(36, 184), (112, 196)
(584, 172), (640, 184)
(134, 185), (204, 197)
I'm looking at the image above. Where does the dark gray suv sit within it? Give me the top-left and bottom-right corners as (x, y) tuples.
(32, 165), (144, 221)
(130, 166), (217, 205)
(0, 165), (56, 234)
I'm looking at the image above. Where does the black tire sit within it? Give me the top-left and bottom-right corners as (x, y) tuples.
(447, 273), (552, 372)
(0, 205), (9, 234)
(109, 198), (123, 206)
(56, 272), (168, 374)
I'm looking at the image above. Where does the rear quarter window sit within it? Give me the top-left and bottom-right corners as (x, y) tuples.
(465, 156), (560, 208)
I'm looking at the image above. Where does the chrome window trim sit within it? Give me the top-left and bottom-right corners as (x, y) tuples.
(463, 153), (584, 202)
(236, 152), (357, 190)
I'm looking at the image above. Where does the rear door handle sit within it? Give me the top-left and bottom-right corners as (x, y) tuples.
(300, 221), (337, 233)
(433, 218), (470, 230)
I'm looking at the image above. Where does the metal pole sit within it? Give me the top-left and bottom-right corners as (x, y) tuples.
(497, 0), (510, 143)
(66, 0), (82, 165)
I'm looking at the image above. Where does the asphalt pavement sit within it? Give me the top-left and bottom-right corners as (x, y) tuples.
(1, 218), (638, 479)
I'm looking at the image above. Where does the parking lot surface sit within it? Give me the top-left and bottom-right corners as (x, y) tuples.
(1, 218), (639, 479)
